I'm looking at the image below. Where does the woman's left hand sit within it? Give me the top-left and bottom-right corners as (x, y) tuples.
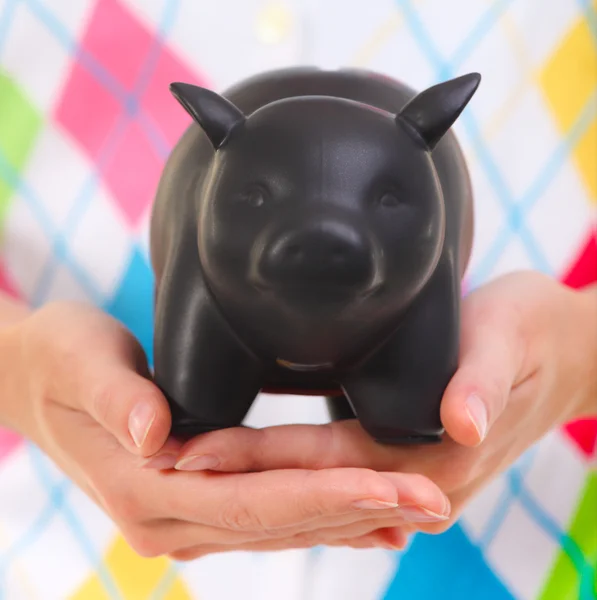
(156, 272), (597, 550)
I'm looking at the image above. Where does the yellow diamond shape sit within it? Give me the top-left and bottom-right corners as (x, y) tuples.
(256, 1), (294, 44)
(69, 535), (192, 600)
(540, 16), (597, 132)
(540, 15), (597, 202)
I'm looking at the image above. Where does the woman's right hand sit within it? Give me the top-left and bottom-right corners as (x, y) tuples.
(0, 300), (450, 559)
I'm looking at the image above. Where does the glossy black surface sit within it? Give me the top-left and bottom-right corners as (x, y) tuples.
(150, 67), (479, 444)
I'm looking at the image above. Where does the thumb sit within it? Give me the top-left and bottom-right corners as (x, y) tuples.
(440, 300), (525, 447)
(27, 302), (173, 457)
(53, 317), (172, 457)
(83, 365), (173, 457)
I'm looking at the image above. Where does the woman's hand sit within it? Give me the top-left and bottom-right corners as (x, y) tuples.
(0, 300), (450, 559)
(167, 272), (597, 545)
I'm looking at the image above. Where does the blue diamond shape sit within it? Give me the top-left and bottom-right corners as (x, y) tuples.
(383, 524), (515, 600)
(104, 246), (155, 366)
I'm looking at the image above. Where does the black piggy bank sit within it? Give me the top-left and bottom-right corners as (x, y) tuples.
(150, 67), (479, 445)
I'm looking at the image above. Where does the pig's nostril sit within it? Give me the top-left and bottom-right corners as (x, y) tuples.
(331, 243), (347, 262)
(285, 244), (303, 260)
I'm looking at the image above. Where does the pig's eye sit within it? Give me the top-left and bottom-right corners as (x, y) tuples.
(238, 185), (268, 208)
(378, 192), (402, 208)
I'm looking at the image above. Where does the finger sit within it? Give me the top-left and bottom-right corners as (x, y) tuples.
(395, 462), (500, 541)
(156, 468), (400, 528)
(126, 465), (448, 530)
(169, 469), (448, 528)
(168, 527), (409, 561)
(95, 460), (402, 527)
(326, 526), (409, 550)
(171, 420), (398, 472)
(284, 507), (439, 545)
(440, 290), (526, 447)
(169, 421), (470, 499)
(134, 493), (438, 558)
(366, 526), (410, 550)
(171, 420), (457, 486)
(138, 502), (437, 556)
(142, 437), (185, 470)
(167, 537), (319, 561)
(409, 456), (512, 537)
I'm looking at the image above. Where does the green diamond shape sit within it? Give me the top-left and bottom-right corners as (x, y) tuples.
(538, 472), (597, 600)
(0, 71), (43, 227)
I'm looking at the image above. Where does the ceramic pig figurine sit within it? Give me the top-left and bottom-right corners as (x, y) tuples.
(150, 67), (479, 445)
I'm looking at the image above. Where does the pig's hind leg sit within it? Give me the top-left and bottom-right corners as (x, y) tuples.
(325, 394), (356, 421)
(340, 258), (460, 445)
(152, 237), (263, 439)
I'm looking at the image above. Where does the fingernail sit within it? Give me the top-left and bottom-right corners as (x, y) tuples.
(399, 506), (450, 523)
(352, 499), (399, 510)
(465, 393), (488, 442)
(128, 402), (156, 448)
(380, 538), (407, 551)
(144, 454), (178, 470)
(378, 542), (403, 550)
(175, 454), (220, 471)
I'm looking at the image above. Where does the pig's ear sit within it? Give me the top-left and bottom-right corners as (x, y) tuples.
(170, 82), (245, 149)
(396, 73), (481, 150)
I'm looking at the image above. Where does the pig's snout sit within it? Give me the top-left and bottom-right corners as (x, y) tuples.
(257, 221), (376, 294)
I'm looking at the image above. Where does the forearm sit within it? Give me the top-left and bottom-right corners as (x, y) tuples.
(0, 292), (30, 324)
(0, 292), (31, 431)
(576, 283), (597, 418)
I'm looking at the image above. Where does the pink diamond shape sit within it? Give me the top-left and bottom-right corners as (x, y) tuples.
(0, 261), (19, 298)
(82, 0), (154, 91)
(0, 266), (24, 463)
(0, 428), (22, 464)
(55, 61), (121, 160)
(53, 0), (212, 225)
(141, 48), (210, 148)
(101, 121), (162, 226)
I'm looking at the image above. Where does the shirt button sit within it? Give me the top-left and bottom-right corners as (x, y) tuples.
(255, 1), (294, 44)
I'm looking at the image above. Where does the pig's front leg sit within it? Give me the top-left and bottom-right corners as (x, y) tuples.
(153, 239), (264, 438)
(340, 257), (460, 445)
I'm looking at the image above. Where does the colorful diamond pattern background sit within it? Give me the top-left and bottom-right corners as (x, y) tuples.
(0, 0), (595, 598)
